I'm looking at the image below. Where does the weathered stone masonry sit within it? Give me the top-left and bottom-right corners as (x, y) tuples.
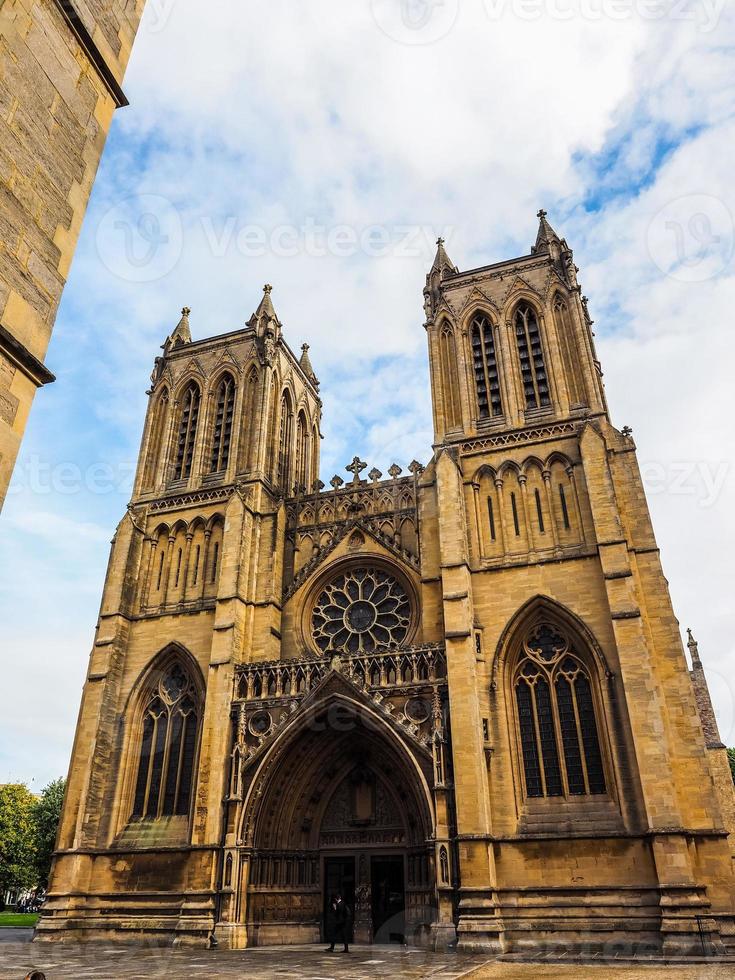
(0, 0), (146, 509)
(38, 218), (735, 954)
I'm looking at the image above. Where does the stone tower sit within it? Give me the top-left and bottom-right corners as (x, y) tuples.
(0, 0), (146, 510)
(39, 219), (735, 955)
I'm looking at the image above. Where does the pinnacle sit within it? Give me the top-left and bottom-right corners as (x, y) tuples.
(430, 236), (458, 277)
(255, 283), (278, 320)
(533, 209), (562, 253)
(299, 343), (318, 383)
(163, 305), (192, 350)
(248, 283), (282, 337)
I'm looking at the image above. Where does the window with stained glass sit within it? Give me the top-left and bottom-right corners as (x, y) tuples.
(514, 623), (606, 799)
(132, 662), (200, 820)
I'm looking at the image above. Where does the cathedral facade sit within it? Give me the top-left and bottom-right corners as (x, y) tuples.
(38, 215), (735, 954)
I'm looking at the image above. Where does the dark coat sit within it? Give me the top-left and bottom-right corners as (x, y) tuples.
(333, 898), (349, 925)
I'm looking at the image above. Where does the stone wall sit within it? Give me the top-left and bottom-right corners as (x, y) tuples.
(0, 0), (146, 509)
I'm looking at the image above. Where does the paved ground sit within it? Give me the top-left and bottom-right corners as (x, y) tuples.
(0, 929), (33, 944)
(0, 941), (733, 980)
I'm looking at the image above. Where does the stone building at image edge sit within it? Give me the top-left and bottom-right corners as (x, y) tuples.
(37, 214), (735, 953)
(0, 1), (146, 511)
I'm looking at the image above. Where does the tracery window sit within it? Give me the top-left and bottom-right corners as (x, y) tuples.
(312, 567), (412, 655)
(143, 388), (169, 490)
(553, 298), (586, 407)
(295, 413), (310, 491)
(132, 662), (200, 820)
(210, 374), (236, 473)
(174, 382), (201, 481)
(471, 312), (503, 419)
(277, 392), (293, 490)
(514, 624), (606, 799)
(515, 304), (550, 411)
(439, 325), (462, 429)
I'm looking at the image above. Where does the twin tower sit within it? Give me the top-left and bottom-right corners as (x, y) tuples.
(38, 215), (735, 954)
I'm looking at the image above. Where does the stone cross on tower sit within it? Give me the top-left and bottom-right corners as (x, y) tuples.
(346, 456), (367, 485)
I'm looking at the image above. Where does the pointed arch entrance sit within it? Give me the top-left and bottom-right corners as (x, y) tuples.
(223, 672), (441, 947)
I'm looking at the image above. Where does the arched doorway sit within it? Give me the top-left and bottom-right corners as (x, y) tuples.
(232, 680), (438, 947)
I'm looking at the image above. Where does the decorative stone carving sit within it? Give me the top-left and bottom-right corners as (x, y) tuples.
(311, 567), (412, 655)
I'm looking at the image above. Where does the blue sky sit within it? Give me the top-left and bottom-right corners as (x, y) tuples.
(1, 0), (734, 788)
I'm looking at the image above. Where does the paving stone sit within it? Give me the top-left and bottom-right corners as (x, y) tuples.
(1, 943), (735, 980)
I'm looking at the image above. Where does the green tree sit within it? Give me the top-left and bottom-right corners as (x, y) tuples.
(0, 784), (37, 901)
(33, 778), (66, 888)
(728, 748), (735, 786)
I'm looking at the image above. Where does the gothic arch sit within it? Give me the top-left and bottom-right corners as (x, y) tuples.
(470, 462), (497, 485)
(151, 520), (171, 540)
(123, 642), (205, 716)
(207, 370), (237, 475)
(234, 363), (260, 472)
(265, 373), (280, 482)
(520, 457), (549, 542)
(115, 644), (205, 834)
(550, 290), (587, 408)
(507, 299), (552, 412)
(276, 387), (295, 492)
(203, 514), (225, 597)
(436, 318), (462, 430)
(458, 289), (500, 322)
(206, 512), (226, 533)
(171, 378), (202, 481)
(491, 595), (612, 688)
(496, 462), (528, 549)
(502, 288), (545, 324)
(238, 682), (435, 850)
(294, 409), (310, 492)
(545, 450), (573, 470)
(493, 596), (615, 805)
(465, 307), (503, 421)
(520, 454), (546, 477)
(497, 460), (521, 481)
(310, 422), (320, 489)
(148, 523), (171, 601)
(142, 385), (170, 491)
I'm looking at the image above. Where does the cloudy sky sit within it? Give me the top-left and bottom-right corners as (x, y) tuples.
(1, 0), (734, 788)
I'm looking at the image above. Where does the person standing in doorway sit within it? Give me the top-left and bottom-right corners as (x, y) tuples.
(325, 892), (350, 953)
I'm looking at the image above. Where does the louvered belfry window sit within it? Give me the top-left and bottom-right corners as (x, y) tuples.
(133, 663), (199, 820)
(210, 374), (235, 473)
(514, 624), (606, 799)
(515, 304), (551, 410)
(471, 312), (503, 419)
(174, 382), (201, 480)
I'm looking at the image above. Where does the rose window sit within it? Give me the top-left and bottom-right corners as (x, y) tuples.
(312, 567), (412, 654)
